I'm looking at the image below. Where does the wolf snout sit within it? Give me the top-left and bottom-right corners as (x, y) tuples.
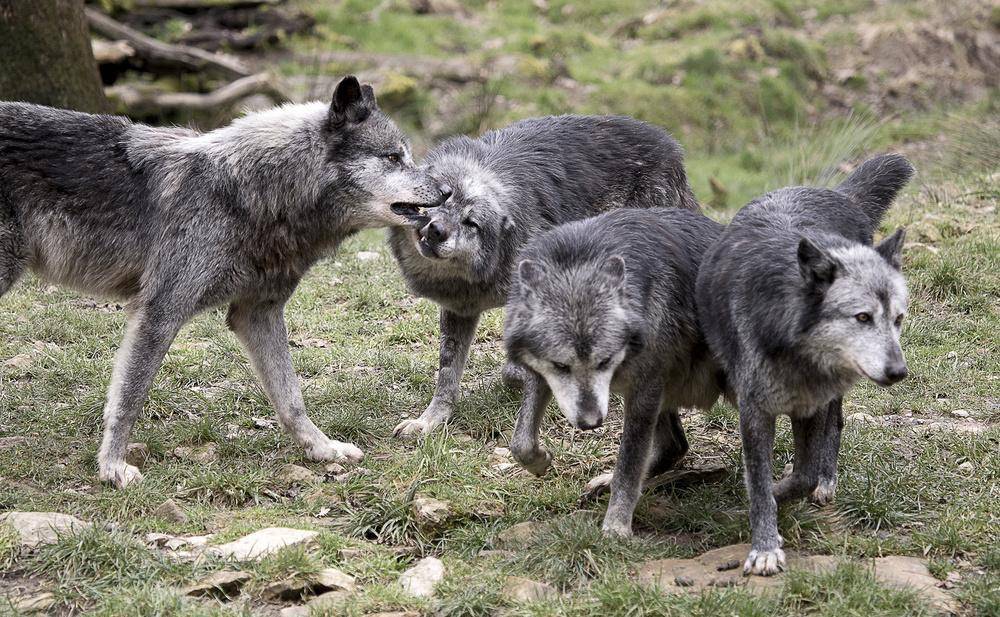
(575, 413), (604, 431)
(882, 362), (908, 385)
(422, 220), (449, 244)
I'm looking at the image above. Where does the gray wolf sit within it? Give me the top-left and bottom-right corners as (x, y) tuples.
(695, 153), (914, 575)
(504, 207), (724, 536)
(0, 76), (449, 488)
(388, 115), (700, 439)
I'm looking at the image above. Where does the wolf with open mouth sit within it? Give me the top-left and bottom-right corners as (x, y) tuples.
(387, 114), (700, 439)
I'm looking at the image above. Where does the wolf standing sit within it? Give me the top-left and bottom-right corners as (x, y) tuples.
(389, 115), (700, 439)
(0, 77), (449, 487)
(696, 154), (914, 575)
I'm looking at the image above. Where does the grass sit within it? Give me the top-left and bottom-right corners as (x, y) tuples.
(1, 0), (998, 615)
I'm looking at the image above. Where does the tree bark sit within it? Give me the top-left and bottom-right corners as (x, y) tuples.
(0, 0), (108, 113)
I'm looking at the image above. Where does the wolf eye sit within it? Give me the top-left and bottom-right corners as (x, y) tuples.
(463, 219), (480, 230)
(385, 153), (401, 164)
(855, 312), (872, 323)
(894, 314), (905, 327)
(596, 357), (612, 370)
(551, 361), (571, 374)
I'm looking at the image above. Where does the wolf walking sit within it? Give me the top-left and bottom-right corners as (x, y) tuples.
(0, 76), (449, 487)
(696, 154), (914, 575)
(388, 115), (700, 439)
(504, 207), (725, 536)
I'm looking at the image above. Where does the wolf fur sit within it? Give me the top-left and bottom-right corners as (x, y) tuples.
(695, 153), (914, 575)
(504, 207), (724, 536)
(0, 76), (449, 488)
(388, 115), (700, 439)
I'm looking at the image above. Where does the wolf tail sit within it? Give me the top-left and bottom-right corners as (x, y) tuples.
(835, 153), (914, 228)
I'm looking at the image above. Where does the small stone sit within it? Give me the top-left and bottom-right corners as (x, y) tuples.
(0, 511), (91, 548)
(3, 353), (33, 369)
(399, 556), (445, 597)
(502, 576), (557, 602)
(13, 592), (56, 613)
(253, 417), (276, 429)
(496, 521), (545, 548)
(208, 527), (319, 562)
(356, 251), (380, 262)
(278, 464), (320, 484)
(152, 499), (188, 524)
(125, 442), (150, 468)
(957, 461), (974, 474)
(338, 547), (364, 560)
(951, 409), (970, 418)
(324, 462), (346, 475)
(412, 495), (451, 529)
(674, 575), (695, 587)
(847, 412), (876, 424)
(183, 570), (251, 599)
(173, 443), (218, 464)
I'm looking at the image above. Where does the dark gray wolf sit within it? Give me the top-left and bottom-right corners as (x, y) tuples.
(695, 154), (914, 575)
(0, 76), (449, 488)
(388, 115), (700, 439)
(503, 207), (724, 536)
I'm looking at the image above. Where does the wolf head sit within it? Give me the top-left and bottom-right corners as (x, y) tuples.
(505, 256), (644, 430)
(798, 229), (909, 387)
(395, 152), (515, 281)
(322, 76), (450, 228)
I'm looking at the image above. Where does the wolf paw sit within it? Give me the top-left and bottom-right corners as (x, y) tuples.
(743, 547), (786, 576)
(601, 519), (633, 538)
(513, 447), (552, 476)
(100, 463), (144, 489)
(582, 472), (614, 501)
(307, 439), (364, 464)
(392, 417), (440, 440)
(810, 478), (837, 505)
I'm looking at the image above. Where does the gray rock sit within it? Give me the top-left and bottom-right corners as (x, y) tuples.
(152, 498), (188, 524)
(278, 464), (320, 484)
(502, 576), (557, 602)
(263, 567), (355, 600)
(399, 556), (445, 597)
(412, 495), (451, 529)
(496, 521), (546, 548)
(182, 570), (251, 599)
(208, 527), (319, 561)
(125, 442), (150, 468)
(0, 511), (91, 548)
(12, 592), (56, 613)
(173, 443), (218, 464)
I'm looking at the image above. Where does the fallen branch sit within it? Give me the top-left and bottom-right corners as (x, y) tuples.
(106, 72), (288, 114)
(86, 7), (250, 80)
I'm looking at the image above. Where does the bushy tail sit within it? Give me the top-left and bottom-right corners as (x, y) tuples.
(835, 153), (914, 228)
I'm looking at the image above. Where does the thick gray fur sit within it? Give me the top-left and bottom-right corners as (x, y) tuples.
(504, 207), (724, 536)
(695, 153), (914, 575)
(0, 76), (448, 488)
(388, 115), (700, 439)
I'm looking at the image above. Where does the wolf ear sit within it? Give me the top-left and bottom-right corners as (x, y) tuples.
(602, 255), (627, 291)
(797, 237), (838, 287)
(875, 227), (906, 270)
(330, 76), (373, 126)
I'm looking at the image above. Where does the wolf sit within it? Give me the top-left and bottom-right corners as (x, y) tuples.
(503, 207), (725, 536)
(695, 153), (914, 575)
(388, 115), (700, 439)
(0, 76), (449, 488)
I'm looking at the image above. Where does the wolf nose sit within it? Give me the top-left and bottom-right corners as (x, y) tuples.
(576, 416), (603, 431)
(439, 185), (452, 200)
(884, 363), (908, 384)
(425, 220), (448, 244)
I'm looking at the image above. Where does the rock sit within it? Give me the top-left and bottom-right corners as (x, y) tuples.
(873, 556), (958, 614)
(125, 442), (150, 468)
(957, 461), (974, 474)
(13, 592), (56, 613)
(264, 567), (356, 600)
(278, 464), (320, 484)
(502, 576), (557, 602)
(496, 521), (546, 548)
(356, 250), (380, 262)
(3, 353), (33, 369)
(338, 547), (364, 560)
(208, 527), (319, 562)
(324, 462), (346, 475)
(399, 556), (445, 597)
(0, 511), (91, 548)
(173, 443), (218, 464)
(847, 412), (876, 424)
(183, 570), (251, 599)
(152, 498), (188, 524)
(951, 409), (970, 418)
(0, 436), (27, 449)
(145, 532), (212, 550)
(412, 495), (451, 529)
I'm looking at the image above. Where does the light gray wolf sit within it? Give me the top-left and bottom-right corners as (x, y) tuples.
(0, 76), (449, 488)
(503, 207), (725, 536)
(695, 153), (914, 575)
(388, 115), (700, 439)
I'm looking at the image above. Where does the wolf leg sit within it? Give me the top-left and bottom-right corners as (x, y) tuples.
(601, 384), (663, 537)
(810, 397), (844, 505)
(228, 301), (363, 464)
(739, 396), (785, 576)
(98, 305), (185, 488)
(501, 361), (528, 391)
(0, 218), (26, 297)
(772, 409), (824, 504)
(509, 368), (553, 476)
(394, 309), (479, 439)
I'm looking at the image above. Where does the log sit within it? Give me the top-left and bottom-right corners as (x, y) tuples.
(85, 7), (250, 79)
(106, 72), (288, 114)
(91, 39), (135, 64)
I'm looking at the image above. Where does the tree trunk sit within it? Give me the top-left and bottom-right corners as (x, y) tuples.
(0, 0), (108, 113)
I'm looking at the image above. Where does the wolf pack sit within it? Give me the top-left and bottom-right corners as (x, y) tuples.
(0, 76), (915, 576)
